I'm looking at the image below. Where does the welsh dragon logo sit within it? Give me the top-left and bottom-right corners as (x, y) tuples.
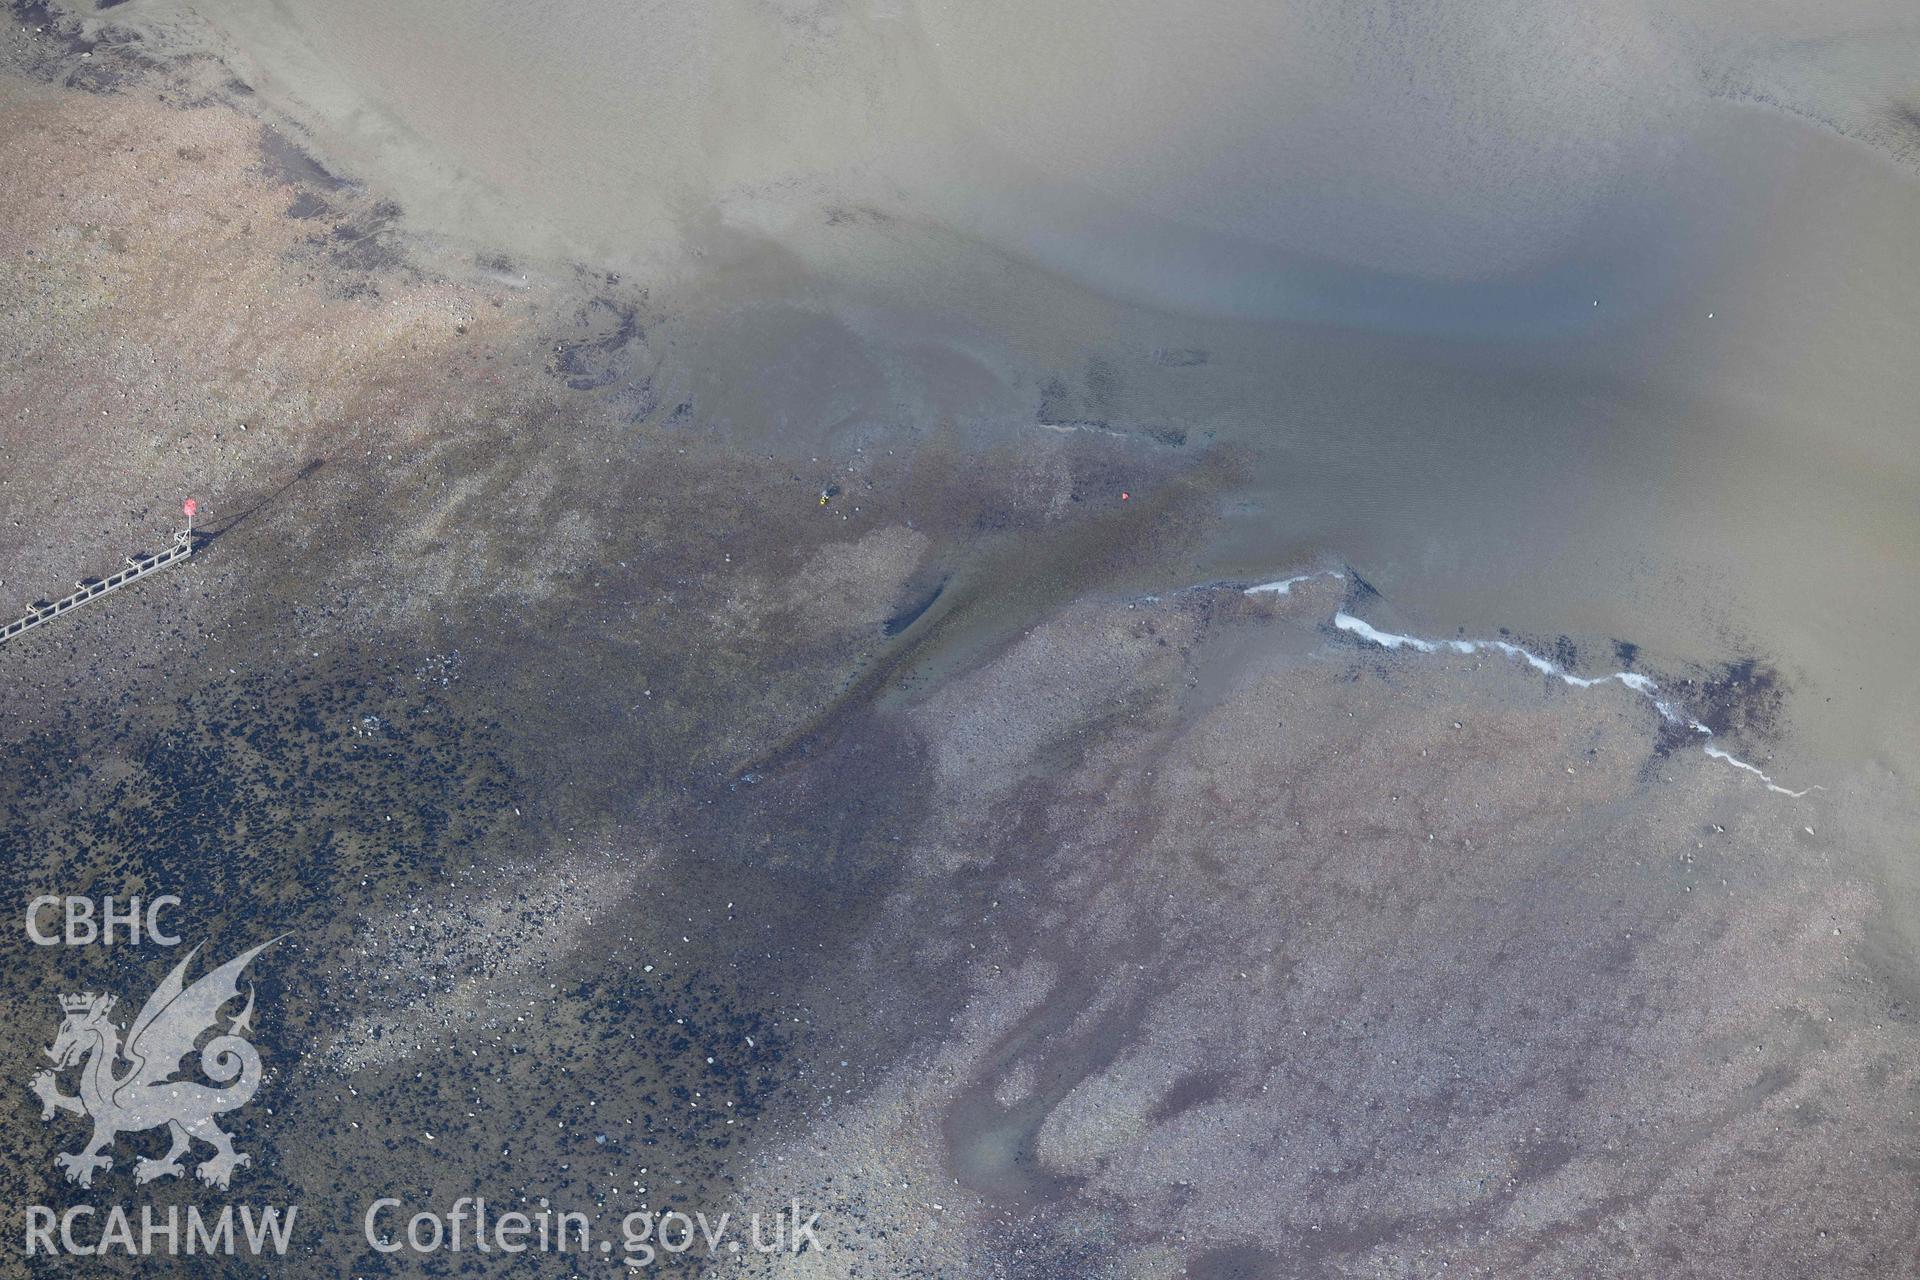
(29, 939), (277, 1190)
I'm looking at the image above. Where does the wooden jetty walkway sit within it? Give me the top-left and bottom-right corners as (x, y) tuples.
(1, 522), (195, 648)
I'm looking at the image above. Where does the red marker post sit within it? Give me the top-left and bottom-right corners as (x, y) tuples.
(183, 498), (197, 541)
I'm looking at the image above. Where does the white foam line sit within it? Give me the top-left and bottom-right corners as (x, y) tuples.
(1245, 570), (1344, 597)
(1037, 420), (1125, 439)
(1701, 746), (1823, 798)
(1216, 566), (1818, 800)
(1324, 602), (1821, 801)
(1334, 612), (1439, 652)
(1335, 614), (1643, 693)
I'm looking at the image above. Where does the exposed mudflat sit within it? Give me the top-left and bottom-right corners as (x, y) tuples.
(1, 6), (1917, 1278)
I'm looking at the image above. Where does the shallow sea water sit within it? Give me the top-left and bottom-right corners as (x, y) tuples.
(121, 0), (1920, 785)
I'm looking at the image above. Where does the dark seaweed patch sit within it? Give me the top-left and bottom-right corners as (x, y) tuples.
(0, 667), (517, 941)
(547, 296), (644, 391)
(284, 191), (328, 220)
(9, 1), (91, 54)
(1006, 1234), (1123, 1280)
(1653, 656), (1785, 757)
(1653, 719), (1696, 759)
(0, 657), (525, 1191)
(67, 52), (156, 94)
(258, 127), (346, 192)
(1681, 657), (1783, 740)
(318, 199), (402, 275)
(7, 1), (165, 95)
(1512, 632), (1578, 670)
